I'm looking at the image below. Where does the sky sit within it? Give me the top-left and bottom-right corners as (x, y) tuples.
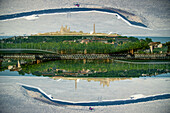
(0, 0), (170, 36)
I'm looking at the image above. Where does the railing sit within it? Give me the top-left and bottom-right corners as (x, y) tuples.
(60, 54), (111, 59)
(0, 48), (56, 54)
(0, 49), (169, 60)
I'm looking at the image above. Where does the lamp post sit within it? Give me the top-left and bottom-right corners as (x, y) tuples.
(14, 37), (17, 49)
(1, 41), (4, 49)
(20, 38), (21, 49)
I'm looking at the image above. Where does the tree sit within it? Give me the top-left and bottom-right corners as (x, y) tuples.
(165, 41), (170, 52)
(145, 38), (152, 43)
(128, 37), (139, 42)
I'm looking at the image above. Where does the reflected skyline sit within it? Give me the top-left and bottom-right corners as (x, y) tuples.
(51, 77), (132, 89)
(1, 59), (169, 79)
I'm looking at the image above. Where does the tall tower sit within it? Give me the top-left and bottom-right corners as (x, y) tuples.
(93, 23), (95, 34)
(68, 27), (70, 32)
(75, 79), (77, 90)
(60, 25), (64, 34)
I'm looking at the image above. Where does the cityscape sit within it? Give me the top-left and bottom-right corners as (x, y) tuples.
(0, 0), (170, 113)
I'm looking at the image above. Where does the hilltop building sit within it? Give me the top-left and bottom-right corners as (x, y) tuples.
(60, 25), (70, 34)
(33, 24), (120, 37)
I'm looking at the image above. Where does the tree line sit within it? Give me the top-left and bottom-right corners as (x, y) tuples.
(19, 60), (169, 77)
(0, 38), (151, 54)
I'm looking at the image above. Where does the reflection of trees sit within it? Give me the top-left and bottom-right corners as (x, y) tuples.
(20, 60), (170, 77)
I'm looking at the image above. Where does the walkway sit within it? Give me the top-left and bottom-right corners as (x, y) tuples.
(0, 7), (146, 28)
(0, 49), (56, 54)
(20, 83), (170, 106)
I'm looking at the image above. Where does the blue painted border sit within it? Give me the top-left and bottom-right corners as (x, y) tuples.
(22, 84), (170, 106)
(0, 8), (147, 28)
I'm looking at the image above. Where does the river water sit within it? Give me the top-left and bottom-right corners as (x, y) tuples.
(0, 70), (170, 102)
(0, 36), (170, 102)
(136, 36), (170, 43)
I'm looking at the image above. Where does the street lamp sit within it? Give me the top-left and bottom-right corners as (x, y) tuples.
(1, 41), (4, 49)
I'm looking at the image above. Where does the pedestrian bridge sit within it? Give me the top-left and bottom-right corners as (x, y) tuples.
(0, 49), (56, 54)
(0, 49), (169, 60)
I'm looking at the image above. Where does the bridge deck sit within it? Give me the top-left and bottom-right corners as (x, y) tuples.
(0, 49), (56, 54)
(0, 49), (169, 60)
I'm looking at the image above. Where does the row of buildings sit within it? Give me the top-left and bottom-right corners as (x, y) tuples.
(63, 36), (129, 46)
(34, 24), (120, 36)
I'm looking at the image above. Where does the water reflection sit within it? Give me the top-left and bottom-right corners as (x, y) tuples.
(51, 77), (132, 89)
(0, 59), (170, 78)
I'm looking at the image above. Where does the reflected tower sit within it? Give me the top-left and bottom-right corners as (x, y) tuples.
(75, 79), (77, 90)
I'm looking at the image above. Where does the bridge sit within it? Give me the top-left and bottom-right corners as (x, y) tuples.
(0, 49), (56, 54)
(0, 49), (170, 61)
(0, 48), (170, 67)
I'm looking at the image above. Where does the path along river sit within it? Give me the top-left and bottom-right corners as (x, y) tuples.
(0, 7), (146, 28)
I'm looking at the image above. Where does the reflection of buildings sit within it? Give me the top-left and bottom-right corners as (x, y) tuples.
(8, 60), (22, 71)
(51, 77), (132, 89)
(75, 79), (79, 90)
(87, 77), (132, 87)
(8, 65), (13, 70)
(41, 68), (92, 77)
(53, 68), (92, 76)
